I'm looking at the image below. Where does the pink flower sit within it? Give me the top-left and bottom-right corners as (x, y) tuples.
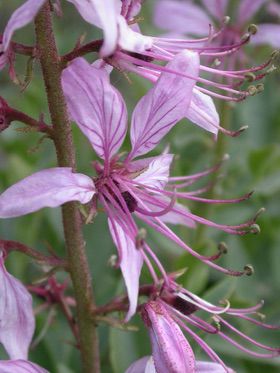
(0, 360), (48, 373)
(0, 252), (35, 360)
(0, 54), (260, 319)
(154, 0), (280, 50)
(0, 0), (46, 74)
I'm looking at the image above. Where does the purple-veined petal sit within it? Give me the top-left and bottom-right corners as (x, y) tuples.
(67, 0), (121, 56)
(196, 361), (235, 373)
(237, 0), (267, 25)
(121, 0), (143, 19)
(108, 218), (143, 321)
(154, 0), (212, 35)
(0, 360), (48, 373)
(143, 301), (195, 373)
(0, 168), (95, 218)
(134, 154), (173, 189)
(0, 255), (35, 359)
(251, 24), (280, 48)
(2, 0), (46, 51)
(187, 88), (219, 135)
(118, 16), (153, 53)
(125, 356), (156, 373)
(129, 50), (200, 158)
(62, 58), (127, 162)
(201, 0), (229, 20)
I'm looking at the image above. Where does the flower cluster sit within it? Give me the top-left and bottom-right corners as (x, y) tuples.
(0, 0), (279, 372)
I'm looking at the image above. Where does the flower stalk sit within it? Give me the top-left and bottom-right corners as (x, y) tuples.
(34, 3), (99, 372)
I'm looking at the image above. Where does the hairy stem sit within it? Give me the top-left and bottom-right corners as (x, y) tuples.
(35, 3), (100, 372)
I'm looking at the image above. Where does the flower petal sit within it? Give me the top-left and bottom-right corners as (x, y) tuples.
(0, 360), (48, 373)
(143, 301), (195, 373)
(68, 0), (121, 57)
(0, 168), (95, 218)
(2, 0), (46, 51)
(118, 16), (153, 53)
(187, 88), (219, 135)
(0, 256), (34, 359)
(62, 58), (127, 161)
(108, 218), (143, 321)
(237, 0), (267, 25)
(196, 361), (235, 373)
(154, 0), (212, 35)
(251, 24), (280, 48)
(134, 154), (173, 190)
(130, 50), (200, 158)
(125, 356), (156, 373)
(201, 0), (228, 20)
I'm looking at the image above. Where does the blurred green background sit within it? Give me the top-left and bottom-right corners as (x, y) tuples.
(0, 1), (280, 372)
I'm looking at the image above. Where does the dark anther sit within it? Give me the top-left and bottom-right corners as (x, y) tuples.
(121, 191), (138, 212)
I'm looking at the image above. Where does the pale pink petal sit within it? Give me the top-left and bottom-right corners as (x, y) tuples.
(0, 360), (48, 373)
(201, 0), (229, 20)
(0, 168), (95, 218)
(2, 0), (46, 51)
(134, 154), (173, 189)
(68, 0), (121, 56)
(130, 50), (200, 158)
(121, 0), (143, 19)
(118, 16), (153, 53)
(154, 0), (212, 35)
(237, 0), (267, 25)
(0, 256), (35, 359)
(108, 218), (143, 321)
(125, 356), (156, 373)
(196, 361), (235, 373)
(187, 88), (219, 135)
(267, 2), (280, 18)
(62, 58), (127, 161)
(251, 24), (280, 48)
(143, 301), (195, 373)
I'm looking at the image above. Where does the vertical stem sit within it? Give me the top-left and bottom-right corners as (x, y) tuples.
(35, 3), (100, 372)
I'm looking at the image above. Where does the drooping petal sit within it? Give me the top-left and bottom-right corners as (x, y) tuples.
(67, 0), (121, 57)
(237, 0), (267, 25)
(187, 89), (219, 135)
(62, 58), (127, 162)
(0, 168), (95, 218)
(2, 0), (46, 51)
(201, 0), (229, 20)
(154, 0), (212, 36)
(251, 24), (280, 48)
(134, 154), (173, 189)
(143, 301), (195, 373)
(0, 256), (35, 359)
(118, 16), (153, 53)
(129, 50), (200, 158)
(108, 218), (143, 321)
(125, 356), (156, 373)
(196, 361), (235, 373)
(0, 360), (48, 373)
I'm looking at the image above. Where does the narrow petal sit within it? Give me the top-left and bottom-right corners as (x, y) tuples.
(251, 24), (280, 48)
(130, 50), (200, 158)
(62, 58), (127, 161)
(2, 0), (46, 51)
(118, 16), (153, 53)
(187, 89), (219, 135)
(108, 218), (143, 321)
(196, 361), (235, 373)
(237, 0), (267, 25)
(201, 0), (228, 20)
(121, 0), (143, 19)
(143, 301), (195, 373)
(125, 356), (156, 373)
(0, 360), (48, 373)
(134, 154), (173, 189)
(154, 0), (212, 35)
(0, 256), (35, 359)
(68, 0), (121, 56)
(0, 168), (95, 218)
